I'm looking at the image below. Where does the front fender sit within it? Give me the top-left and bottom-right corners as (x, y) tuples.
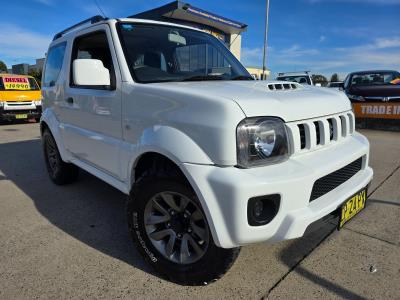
(122, 125), (214, 183)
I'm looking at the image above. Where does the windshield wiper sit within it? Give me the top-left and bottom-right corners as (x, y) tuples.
(231, 75), (254, 81)
(182, 75), (224, 82)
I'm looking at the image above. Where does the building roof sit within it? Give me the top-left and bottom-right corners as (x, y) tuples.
(129, 1), (247, 34)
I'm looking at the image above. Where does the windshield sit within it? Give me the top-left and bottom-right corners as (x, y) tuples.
(117, 23), (252, 83)
(276, 75), (311, 85)
(350, 72), (400, 87)
(0, 76), (40, 91)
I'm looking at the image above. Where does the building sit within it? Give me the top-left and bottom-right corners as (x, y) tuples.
(11, 63), (29, 75)
(246, 66), (271, 80)
(29, 58), (45, 72)
(11, 58), (45, 75)
(130, 1), (247, 61)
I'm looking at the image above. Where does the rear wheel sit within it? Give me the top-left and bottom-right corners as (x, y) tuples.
(42, 129), (79, 185)
(127, 169), (240, 286)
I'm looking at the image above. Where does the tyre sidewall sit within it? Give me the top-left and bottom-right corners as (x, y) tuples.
(127, 177), (235, 285)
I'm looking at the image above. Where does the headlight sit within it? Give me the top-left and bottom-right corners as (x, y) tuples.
(34, 100), (42, 106)
(347, 94), (365, 101)
(237, 117), (290, 168)
(0, 101), (4, 107)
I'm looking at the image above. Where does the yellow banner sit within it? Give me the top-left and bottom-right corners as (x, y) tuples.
(3, 76), (31, 90)
(353, 103), (400, 119)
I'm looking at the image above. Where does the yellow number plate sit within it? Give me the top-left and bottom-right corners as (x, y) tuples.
(339, 188), (367, 228)
(15, 114), (28, 119)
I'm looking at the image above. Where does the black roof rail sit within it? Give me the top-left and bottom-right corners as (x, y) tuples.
(53, 15), (107, 41)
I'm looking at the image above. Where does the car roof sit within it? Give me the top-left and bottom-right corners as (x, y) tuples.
(0, 73), (34, 79)
(349, 70), (398, 75)
(277, 73), (309, 77)
(51, 17), (205, 44)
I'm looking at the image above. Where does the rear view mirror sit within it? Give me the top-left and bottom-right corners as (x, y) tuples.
(168, 31), (186, 45)
(73, 59), (110, 86)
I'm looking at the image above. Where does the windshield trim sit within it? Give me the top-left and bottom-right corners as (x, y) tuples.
(116, 21), (251, 84)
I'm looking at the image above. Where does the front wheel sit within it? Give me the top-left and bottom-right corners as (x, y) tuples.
(127, 174), (240, 285)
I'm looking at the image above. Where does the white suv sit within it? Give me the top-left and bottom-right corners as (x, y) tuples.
(40, 16), (373, 285)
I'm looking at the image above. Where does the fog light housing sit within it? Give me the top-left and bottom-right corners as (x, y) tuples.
(247, 194), (280, 226)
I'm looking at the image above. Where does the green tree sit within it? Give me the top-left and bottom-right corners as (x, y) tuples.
(0, 60), (7, 73)
(28, 69), (42, 87)
(312, 74), (328, 86)
(330, 73), (339, 82)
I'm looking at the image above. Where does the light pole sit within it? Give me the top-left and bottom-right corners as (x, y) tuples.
(262, 0), (270, 80)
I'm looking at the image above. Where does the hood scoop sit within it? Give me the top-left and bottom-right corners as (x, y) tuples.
(268, 83), (300, 91)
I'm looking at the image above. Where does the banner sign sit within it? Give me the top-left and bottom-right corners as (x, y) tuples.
(353, 103), (400, 119)
(2, 76), (31, 90)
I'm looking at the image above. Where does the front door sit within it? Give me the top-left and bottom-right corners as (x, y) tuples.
(61, 26), (122, 179)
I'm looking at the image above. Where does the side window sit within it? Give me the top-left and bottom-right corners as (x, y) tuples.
(70, 31), (115, 89)
(43, 42), (67, 87)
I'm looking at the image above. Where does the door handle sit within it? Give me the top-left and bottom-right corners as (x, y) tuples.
(65, 97), (74, 104)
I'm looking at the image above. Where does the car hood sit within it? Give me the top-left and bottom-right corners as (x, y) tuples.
(153, 81), (352, 122)
(347, 84), (400, 97)
(0, 90), (41, 102)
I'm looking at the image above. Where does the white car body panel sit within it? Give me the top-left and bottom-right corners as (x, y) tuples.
(41, 18), (373, 248)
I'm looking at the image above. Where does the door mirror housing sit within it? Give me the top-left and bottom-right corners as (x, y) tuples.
(73, 59), (110, 86)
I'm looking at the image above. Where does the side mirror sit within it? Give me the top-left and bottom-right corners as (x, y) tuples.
(338, 83), (345, 91)
(73, 59), (110, 86)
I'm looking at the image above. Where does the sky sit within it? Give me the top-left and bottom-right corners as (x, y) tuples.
(0, 0), (399, 79)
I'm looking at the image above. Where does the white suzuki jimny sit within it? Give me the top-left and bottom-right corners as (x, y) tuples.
(41, 16), (373, 285)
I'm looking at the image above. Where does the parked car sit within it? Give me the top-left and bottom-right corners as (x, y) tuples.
(342, 70), (400, 119)
(276, 71), (314, 85)
(40, 16), (373, 285)
(0, 73), (42, 122)
(327, 81), (344, 90)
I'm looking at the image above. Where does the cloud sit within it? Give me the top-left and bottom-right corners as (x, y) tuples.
(267, 36), (400, 77)
(281, 45), (320, 57)
(0, 23), (51, 64)
(241, 47), (272, 66)
(307, 0), (400, 4)
(34, 0), (53, 5)
(319, 35), (326, 42)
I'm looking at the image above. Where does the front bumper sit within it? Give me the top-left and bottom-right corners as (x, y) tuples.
(0, 106), (42, 121)
(182, 132), (373, 248)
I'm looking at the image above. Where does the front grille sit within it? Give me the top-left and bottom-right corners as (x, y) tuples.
(286, 112), (355, 154)
(309, 157), (363, 202)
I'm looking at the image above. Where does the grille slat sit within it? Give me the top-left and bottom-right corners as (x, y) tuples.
(309, 157), (363, 202)
(288, 112), (355, 154)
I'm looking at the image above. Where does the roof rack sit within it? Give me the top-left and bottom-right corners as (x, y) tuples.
(278, 71), (311, 76)
(53, 15), (107, 41)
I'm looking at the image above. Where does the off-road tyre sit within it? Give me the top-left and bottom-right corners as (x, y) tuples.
(127, 163), (240, 286)
(42, 129), (79, 185)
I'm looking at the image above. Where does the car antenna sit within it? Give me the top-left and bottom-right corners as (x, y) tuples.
(93, 0), (107, 18)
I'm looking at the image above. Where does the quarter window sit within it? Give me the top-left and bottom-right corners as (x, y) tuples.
(43, 42), (67, 87)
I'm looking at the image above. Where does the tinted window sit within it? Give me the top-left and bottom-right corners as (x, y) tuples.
(350, 72), (400, 86)
(43, 42), (67, 87)
(70, 31), (115, 89)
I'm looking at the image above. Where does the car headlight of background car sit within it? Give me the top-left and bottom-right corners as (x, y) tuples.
(237, 117), (290, 168)
(347, 94), (365, 101)
(33, 100), (42, 106)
